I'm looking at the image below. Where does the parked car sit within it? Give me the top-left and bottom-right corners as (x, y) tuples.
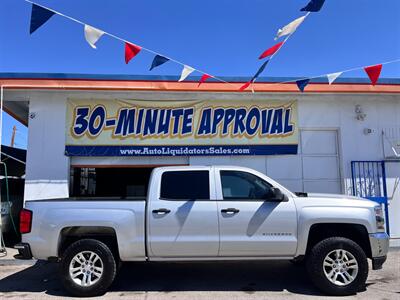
(15, 166), (389, 297)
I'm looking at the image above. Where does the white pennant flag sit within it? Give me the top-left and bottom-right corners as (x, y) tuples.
(327, 72), (343, 85)
(84, 25), (105, 49)
(275, 16), (306, 40)
(179, 65), (195, 82)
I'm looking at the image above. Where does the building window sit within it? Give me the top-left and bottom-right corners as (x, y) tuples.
(160, 171), (210, 200)
(69, 167), (153, 199)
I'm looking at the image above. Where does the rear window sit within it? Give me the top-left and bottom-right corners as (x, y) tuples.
(160, 171), (210, 200)
(69, 167), (153, 199)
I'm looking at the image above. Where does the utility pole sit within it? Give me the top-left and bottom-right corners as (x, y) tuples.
(10, 125), (16, 147)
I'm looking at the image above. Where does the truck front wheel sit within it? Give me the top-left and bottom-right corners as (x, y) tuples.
(60, 239), (117, 297)
(306, 237), (368, 296)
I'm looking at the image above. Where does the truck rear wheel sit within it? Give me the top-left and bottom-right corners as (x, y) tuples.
(60, 239), (117, 297)
(306, 237), (368, 296)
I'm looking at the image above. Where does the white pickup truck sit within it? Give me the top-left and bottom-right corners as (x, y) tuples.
(15, 166), (389, 297)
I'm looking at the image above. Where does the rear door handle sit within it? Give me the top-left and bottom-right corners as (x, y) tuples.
(221, 208), (240, 214)
(152, 208), (171, 215)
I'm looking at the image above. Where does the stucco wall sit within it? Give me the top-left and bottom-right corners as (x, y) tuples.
(24, 92), (69, 201)
(22, 90), (400, 241)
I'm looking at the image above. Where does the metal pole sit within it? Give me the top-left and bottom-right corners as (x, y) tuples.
(381, 161), (390, 235)
(351, 161), (356, 196)
(0, 85), (4, 253)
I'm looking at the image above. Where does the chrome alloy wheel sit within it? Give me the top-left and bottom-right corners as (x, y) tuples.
(69, 251), (104, 287)
(323, 249), (359, 286)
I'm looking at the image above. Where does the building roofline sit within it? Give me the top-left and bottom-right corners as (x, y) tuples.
(0, 72), (399, 84)
(0, 73), (399, 94)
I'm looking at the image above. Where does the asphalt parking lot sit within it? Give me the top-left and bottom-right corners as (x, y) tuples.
(0, 249), (399, 299)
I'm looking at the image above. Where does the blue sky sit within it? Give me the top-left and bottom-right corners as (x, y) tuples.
(1, 0), (400, 148)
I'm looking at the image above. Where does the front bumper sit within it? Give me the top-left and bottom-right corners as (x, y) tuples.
(369, 232), (389, 270)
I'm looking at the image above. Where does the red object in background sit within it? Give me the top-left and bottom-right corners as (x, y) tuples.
(198, 74), (212, 86)
(125, 42), (142, 64)
(364, 64), (383, 86)
(20, 209), (32, 234)
(239, 81), (251, 91)
(259, 41), (284, 59)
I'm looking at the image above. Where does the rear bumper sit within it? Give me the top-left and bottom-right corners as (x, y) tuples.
(14, 243), (33, 260)
(369, 232), (389, 270)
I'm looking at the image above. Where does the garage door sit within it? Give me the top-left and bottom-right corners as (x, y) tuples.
(267, 129), (342, 194)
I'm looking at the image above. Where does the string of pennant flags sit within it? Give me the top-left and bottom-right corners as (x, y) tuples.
(244, 0), (325, 89)
(243, 11), (311, 92)
(27, 0), (231, 86)
(250, 58), (400, 93)
(240, 0), (398, 91)
(26, 0), (399, 92)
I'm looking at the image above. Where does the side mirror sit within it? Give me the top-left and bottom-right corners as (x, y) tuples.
(266, 187), (288, 202)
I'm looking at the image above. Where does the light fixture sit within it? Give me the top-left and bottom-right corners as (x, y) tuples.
(355, 104), (366, 121)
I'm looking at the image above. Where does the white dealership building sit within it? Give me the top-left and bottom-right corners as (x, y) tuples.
(1, 73), (400, 245)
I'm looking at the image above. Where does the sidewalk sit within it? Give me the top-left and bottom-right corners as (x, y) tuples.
(0, 247), (35, 266)
(0, 247), (17, 259)
(389, 238), (400, 247)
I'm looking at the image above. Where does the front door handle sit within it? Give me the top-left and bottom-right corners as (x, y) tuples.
(152, 208), (171, 215)
(221, 208), (240, 214)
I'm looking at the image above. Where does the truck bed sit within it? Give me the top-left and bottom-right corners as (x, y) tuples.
(23, 199), (147, 261)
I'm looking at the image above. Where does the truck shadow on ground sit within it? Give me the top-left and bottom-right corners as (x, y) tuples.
(0, 260), (338, 297)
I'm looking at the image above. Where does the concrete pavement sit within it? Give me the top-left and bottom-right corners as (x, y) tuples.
(0, 248), (399, 299)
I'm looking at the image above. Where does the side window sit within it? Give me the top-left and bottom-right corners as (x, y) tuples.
(160, 171), (210, 200)
(220, 170), (273, 200)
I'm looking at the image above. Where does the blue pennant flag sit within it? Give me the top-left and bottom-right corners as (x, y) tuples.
(300, 0), (326, 12)
(150, 55), (170, 71)
(251, 60), (269, 81)
(296, 79), (310, 92)
(30, 4), (55, 34)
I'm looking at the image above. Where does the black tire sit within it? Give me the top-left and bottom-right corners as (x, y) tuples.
(60, 239), (117, 297)
(306, 237), (368, 296)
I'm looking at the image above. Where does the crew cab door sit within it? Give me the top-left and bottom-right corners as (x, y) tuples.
(215, 167), (297, 257)
(147, 167), (219, 258)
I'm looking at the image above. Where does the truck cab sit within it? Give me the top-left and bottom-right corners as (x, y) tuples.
(147, 166), (297, 258)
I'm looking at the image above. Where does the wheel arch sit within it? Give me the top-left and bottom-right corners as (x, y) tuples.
(303, 223), (372, 258)
(58, 226), (120, 260)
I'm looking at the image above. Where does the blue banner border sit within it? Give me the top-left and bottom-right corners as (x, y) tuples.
(65, 145), (298, 157)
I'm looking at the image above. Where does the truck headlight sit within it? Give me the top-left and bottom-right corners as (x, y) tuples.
(374, 206), (385, 232)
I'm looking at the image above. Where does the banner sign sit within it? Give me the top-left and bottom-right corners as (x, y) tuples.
(65, 99), (298, 156)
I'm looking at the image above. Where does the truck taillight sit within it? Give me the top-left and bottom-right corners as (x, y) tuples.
(20, 209), (32, 234)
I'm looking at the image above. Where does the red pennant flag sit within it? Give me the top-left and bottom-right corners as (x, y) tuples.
(259, 41), (284, 59)
(125, 42), (142, 64)
(364, 64), (382, 86)
(198, 74), (212, 87)
(239, 81), (251, 91)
